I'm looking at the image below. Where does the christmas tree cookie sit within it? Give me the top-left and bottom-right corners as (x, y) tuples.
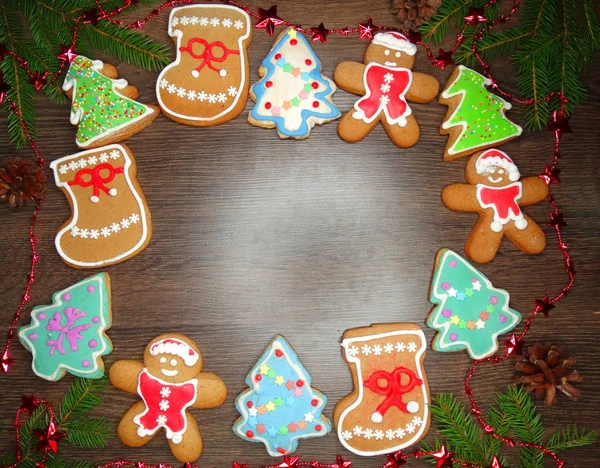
(18, 273), (112, 381)
(63, 55), (158, 148)
(249, 27), (340, 139)
(439, 65), (522, 161)
(427, 249), (521, 360)
(233, 335), (331, 456)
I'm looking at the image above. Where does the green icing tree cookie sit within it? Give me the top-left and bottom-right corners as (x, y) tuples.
(439, 65), (522, 161)
(63, 55), (157, 149)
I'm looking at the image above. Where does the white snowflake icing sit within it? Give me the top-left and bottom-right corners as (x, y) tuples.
(234, 19), (244, 29)
(380, 83), (391, 93)
(372, 344), (382, 356)
(180, 16), (189, 25)
(198, 91), (208, 101)
(207, 94), (217, 103)
(341, 430), (353, 440)
(407, 342), (417, 353)
(374, 430), (384, 440)
(379, 95), (391, 105)
(159, 400), (170, 411)
(227, 86), (238, 96)
(189, 16), (199, 25)
(384, 72), (395, 83)
(160, 387), (171, 398)
(59, 165), (68, 174)
(100, 227), (111, 238)
(361, 344), (372, 355)
(396, 428), (406, 438)
(348, 345), (359, 357)
(68, 161), (79, 171)
(187, 90), (197, 100)
(385, 429), (396, 440)
(176, 87), (186, 98)
(363, 428), (373, 439)
(384, 343), (394, 354)
(210, 17), (220, 27)
(110, 223), (121, 233)
(412, 416), (423, 425)
(79, 229), (89, 239)
(78, 159), (88, 168)
(159, 79), (232, 105)
(352, 425), (363, 436)
(396, 342), (406, 352)
(121, 218), (131, 229)
(217, 92), (227, 103)
(70, 227), (80, 237)
(159, 79), (168, 89)
(167, 84), (177, 94)
(406, 423), (416, 434)
(99, 153), (109, 163)
(171, 16), (179, 26)
(88, 156), (98, 165)
(156, 415), (167, 425)
(199, 17), (209, 26)
(110, 150), (120, 160)
(222, 18), (232, 28)
(90, 229), (100, 239)
(130, 213), (140, 223)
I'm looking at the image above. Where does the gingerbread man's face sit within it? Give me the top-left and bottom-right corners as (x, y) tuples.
(466, 150), (521, 187)
(143, 334), (203, 384)
(365, 43), (415, 69)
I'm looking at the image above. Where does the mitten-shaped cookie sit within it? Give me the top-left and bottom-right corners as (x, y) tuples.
(442, 149), (548, 263)
(63, 55), (158, 149)
(157, 5), (252, 126)
(334, 32), (438, 148)
(109, 334), (227, 463)
(334, 323), (430, 456)
(49, 144), (152, 268)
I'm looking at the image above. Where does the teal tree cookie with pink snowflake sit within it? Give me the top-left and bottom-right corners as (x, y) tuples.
(427, 249), (521, 360)
(18, 273), (113, 381)
(233, 335), (331, 456)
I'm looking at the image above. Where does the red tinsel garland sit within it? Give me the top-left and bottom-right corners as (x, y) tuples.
(0, 1), (577, 467)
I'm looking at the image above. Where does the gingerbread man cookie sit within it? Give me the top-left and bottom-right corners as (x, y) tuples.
(156, 5), (252, 126)
(109, 334), (227, 463)
(334, 32), (438, 148)
(442, 149), (549, 264)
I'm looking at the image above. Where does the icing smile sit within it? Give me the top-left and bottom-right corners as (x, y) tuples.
(384, 61), (397, 67)
(487, 176), (503, 184)
(161, 368), (178, 377)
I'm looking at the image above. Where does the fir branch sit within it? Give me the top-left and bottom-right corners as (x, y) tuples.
(64, 417), (111, 448)
(1, 55), (37, 147)
(57, 377), (107, 424)
(456, 29), (534, 66)
(421, 0), (479, 45)
(547, 425), (598, 453)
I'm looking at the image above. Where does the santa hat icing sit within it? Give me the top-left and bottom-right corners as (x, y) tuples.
(372, 32), (417, 56)
(150, 338), (199, 367)
(475, 149), (520, 181)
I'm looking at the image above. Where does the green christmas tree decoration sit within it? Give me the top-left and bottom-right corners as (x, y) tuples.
(440, 65), (522, 160)
(427, 249), (521, 360)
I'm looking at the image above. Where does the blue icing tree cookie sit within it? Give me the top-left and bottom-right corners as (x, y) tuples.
(18, 273), (112, 381)
(233, 335), (331, 456)
(427, 249), (521, 360)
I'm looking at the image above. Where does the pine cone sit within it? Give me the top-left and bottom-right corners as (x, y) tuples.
(391, 0), (442, 30)
(0, 158), (47, 207)
(515, 344), (583, 405)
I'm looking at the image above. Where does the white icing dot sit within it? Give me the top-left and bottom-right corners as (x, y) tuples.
(191, 70), (199, 78)
(219, 69), (227, 77)
(90, 195), (99, 203)
(406, 401), (419, 413)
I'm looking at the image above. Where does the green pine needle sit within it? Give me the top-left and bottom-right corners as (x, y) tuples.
(547, 425), (598, 453)
(58, 376), (107, 423)
(64, 417), (111, 448)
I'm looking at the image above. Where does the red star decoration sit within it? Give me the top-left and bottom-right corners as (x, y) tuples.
(358, 18), (377, 40)
(535, 296), (555, 317)
(33, 420), (66, 454)
(503, 334), (524, 356)
(383, 451), (407, 467)
(0, 75), (11, 104)
(490, 456), (504, 468)
(233, 463), (248, 468)
(547, 110), (572, 138)
(464, 7), (486, 26)
(549, 212), (567, 228)
(540, 166), (560, 184)
(29, 71), (49, 91)
(81, 8), (100, 26)
(20, 394), (39, 414)
(1, 349), (15, 372)
(255, 6), (285, 36)
(278, 455), (300, 468)
(432, 445), (454, 467)
(406, 29), (422, 44)
(333, 455), (352, 468)
(57, 44), (77, 63)
(311, 23), (330, 43)
(435, 49), (454, 70)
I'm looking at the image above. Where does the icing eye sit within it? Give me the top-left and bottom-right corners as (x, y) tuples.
(384, 49), (390, 56)
(170, 359), (177, 366)
(498, 169), (505, 174)
(160, 357), (166, 363)
(395, 51), (401, 58)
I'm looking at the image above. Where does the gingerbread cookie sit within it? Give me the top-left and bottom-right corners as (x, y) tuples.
(63, 55), (158, 149)
(233, 335), (331, 456)
(334, 32), (438, 148)
(50, 144), (152, 269)
(427, 249), (522, 359)
(439, 65), (522, 161)
(18, 273), (112, 381)
(334, 323), (430, 456)
(109, 334), (227, 463)
(156, 5), (252, 126)
(249, 27), (340, 139)
(442, 149), (549, 263)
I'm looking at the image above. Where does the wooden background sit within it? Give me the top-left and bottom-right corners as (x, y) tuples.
(1, 1), (599, 466)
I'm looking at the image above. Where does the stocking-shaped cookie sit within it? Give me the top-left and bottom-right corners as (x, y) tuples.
(442, 149), (549, 264)
(334, 324), (430, 456)
(157, 5), (252, 126)
(109, 334), (227, 463)
(50, 144), (152, 268)
(334, 32), (438, 148)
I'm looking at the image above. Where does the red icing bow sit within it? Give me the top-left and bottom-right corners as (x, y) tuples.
(68, 163), (124, 203)
(364, 367), (422, 421)
(179, 39), (240, 78)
